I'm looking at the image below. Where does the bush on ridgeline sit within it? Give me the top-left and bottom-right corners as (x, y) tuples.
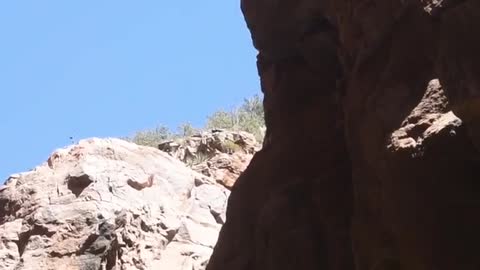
(206, 95), (265, 141)
(129, 125), (173, 147)
(127, 94), (266, 147)
(177, 122), (199, 137)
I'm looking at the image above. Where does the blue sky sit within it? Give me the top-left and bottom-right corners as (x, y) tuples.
(0, 1), (259, 181)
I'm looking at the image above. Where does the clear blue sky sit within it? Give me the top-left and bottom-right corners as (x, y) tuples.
(0, 1), (259, 182)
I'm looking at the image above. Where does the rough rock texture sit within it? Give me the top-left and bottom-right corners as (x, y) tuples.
(0, 138), (231, 270)
(192, 152), (254, 190)
(208, 1), (480, 270)
(158, 129), (260, 189)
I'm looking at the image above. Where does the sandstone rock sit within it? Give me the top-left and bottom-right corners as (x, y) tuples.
(0, 138), (230, 270)
(158, 129), (259, 189)
(192, 153), (252, 189)
(388, 79), (459, 153)
(208, 1), (480, 270)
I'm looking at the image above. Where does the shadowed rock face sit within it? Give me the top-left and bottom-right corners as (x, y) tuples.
(208, 1), (480, 270)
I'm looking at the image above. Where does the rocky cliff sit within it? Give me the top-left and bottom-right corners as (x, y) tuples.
(0, 130), (259, 270)
(208, 1), (480, 270)
(158, 129), (259, 189)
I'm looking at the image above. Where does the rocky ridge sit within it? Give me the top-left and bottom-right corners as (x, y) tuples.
(0, 130), (259, 270)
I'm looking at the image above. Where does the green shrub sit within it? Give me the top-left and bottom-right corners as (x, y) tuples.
(206, 95), (265, 142)
(129, 125), (173, 147)
(127, 94), (266, 146)
(177, 122), (198, 137)
(222, 140), (243, 154)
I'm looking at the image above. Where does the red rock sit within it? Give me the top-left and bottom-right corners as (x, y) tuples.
(208, 1), (480, 269)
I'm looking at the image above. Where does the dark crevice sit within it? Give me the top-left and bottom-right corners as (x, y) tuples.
(165, 228), (178, 243)
(210, 209), (225, 225)
(16, 225), (55, 257)
(127, 175), (154, 191)
(140, 220), (153, 232)
(0, 199), (21, 224)
(105, 239), (119, 270)
(49, 250), (75, 258)
(76, 234), (100, 255)
(124, 236), (134, 248)
(67, 174), (93, 197)
(16, 232), (30, 257)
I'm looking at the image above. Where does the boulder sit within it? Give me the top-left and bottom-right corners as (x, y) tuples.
(158, 129), (259, 189)
(0, 138), (230, 270)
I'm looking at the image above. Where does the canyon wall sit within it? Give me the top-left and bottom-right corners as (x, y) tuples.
(207, 1), (480, 269)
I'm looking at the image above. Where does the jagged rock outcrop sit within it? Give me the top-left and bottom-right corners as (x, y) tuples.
(208, 1), (480, 270)
(0, 138), (231, 270)
(158, 129), (260, 189)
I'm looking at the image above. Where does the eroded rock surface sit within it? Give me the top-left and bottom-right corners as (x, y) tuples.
(0, 138), (230, 270)
(208, 1), (480, 270)
(158, 129), (260, 189)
